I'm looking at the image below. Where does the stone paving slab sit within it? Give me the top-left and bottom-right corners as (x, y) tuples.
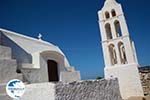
(0, 45), (11, 59)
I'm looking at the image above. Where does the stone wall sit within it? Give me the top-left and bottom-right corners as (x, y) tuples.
(55, 79), (122, 100)
(0, 79), (122, 100)
(139, 66), (150, 96)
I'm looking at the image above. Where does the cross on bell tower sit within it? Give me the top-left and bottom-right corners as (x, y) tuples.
(98, 0), (144, 99)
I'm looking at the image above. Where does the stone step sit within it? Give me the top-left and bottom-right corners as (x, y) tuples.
(0, 59), (18, 83)
(22, 63), (34, 69)
(0, 45), (11, 59)
(0, 93), (12, 100)
(0, 72), (23, 84)
(16, 73), (23, 81)
(0, 83), (6, 94)
(0, 59), (17, 71)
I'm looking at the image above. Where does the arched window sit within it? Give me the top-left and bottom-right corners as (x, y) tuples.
(105, 11), (110, 19)
(111, 9), (116, 17)
(105, 23), (113, 39)
(118, 42), (127, 64)
(114, 20), (122, 37)
(109, 44), (117, 65)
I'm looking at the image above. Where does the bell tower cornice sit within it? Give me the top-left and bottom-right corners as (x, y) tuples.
(104, 0), (118, 6)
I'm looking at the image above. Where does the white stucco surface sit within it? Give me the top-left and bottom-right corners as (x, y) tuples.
(20, 83), (55, 100)
(60, 71), (81, 82)
(98, 0), (144, 99)
(105, 64), (143, 99)
(0, 28), (70, 68)
(0, 28), (80, 83)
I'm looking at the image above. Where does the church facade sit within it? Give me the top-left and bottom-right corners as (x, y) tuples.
(0, 28), (80, 84)
(98, 0), (144, 99)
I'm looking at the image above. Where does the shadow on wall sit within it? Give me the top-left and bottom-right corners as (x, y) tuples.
(0, 31), (32, 70)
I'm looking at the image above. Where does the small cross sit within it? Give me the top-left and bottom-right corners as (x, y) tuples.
(38, 33), (42, 40)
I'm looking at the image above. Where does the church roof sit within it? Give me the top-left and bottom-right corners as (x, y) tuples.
(0, 28), (65, 56)
(0, 28), (55, 47)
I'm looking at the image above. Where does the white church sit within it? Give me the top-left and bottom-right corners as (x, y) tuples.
(0, 28), (80, 83)
(0, 0), (146, 100)
(98, 0), (144, 99)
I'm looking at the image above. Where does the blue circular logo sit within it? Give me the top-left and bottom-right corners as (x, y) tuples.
(6, 79), (25, 99)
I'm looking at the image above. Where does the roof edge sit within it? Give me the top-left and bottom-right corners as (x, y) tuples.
(0, 28), (56, 47)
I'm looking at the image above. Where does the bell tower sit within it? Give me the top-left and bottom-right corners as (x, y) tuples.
(98, 0), (144, 99)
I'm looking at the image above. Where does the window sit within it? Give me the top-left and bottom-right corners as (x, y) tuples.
(114, 20), (122, 37)
(109, 44), (117, 65)
(111, 9), (116, 17)
(105, 23), (113, 39)
(105, 11), (110, 19)
(118, 42), (127, 64)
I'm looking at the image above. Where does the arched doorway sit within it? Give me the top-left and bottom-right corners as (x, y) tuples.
(47, 60), (59, 82)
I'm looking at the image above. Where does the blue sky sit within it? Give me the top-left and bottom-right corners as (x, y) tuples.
(0, 0), (150, 79)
